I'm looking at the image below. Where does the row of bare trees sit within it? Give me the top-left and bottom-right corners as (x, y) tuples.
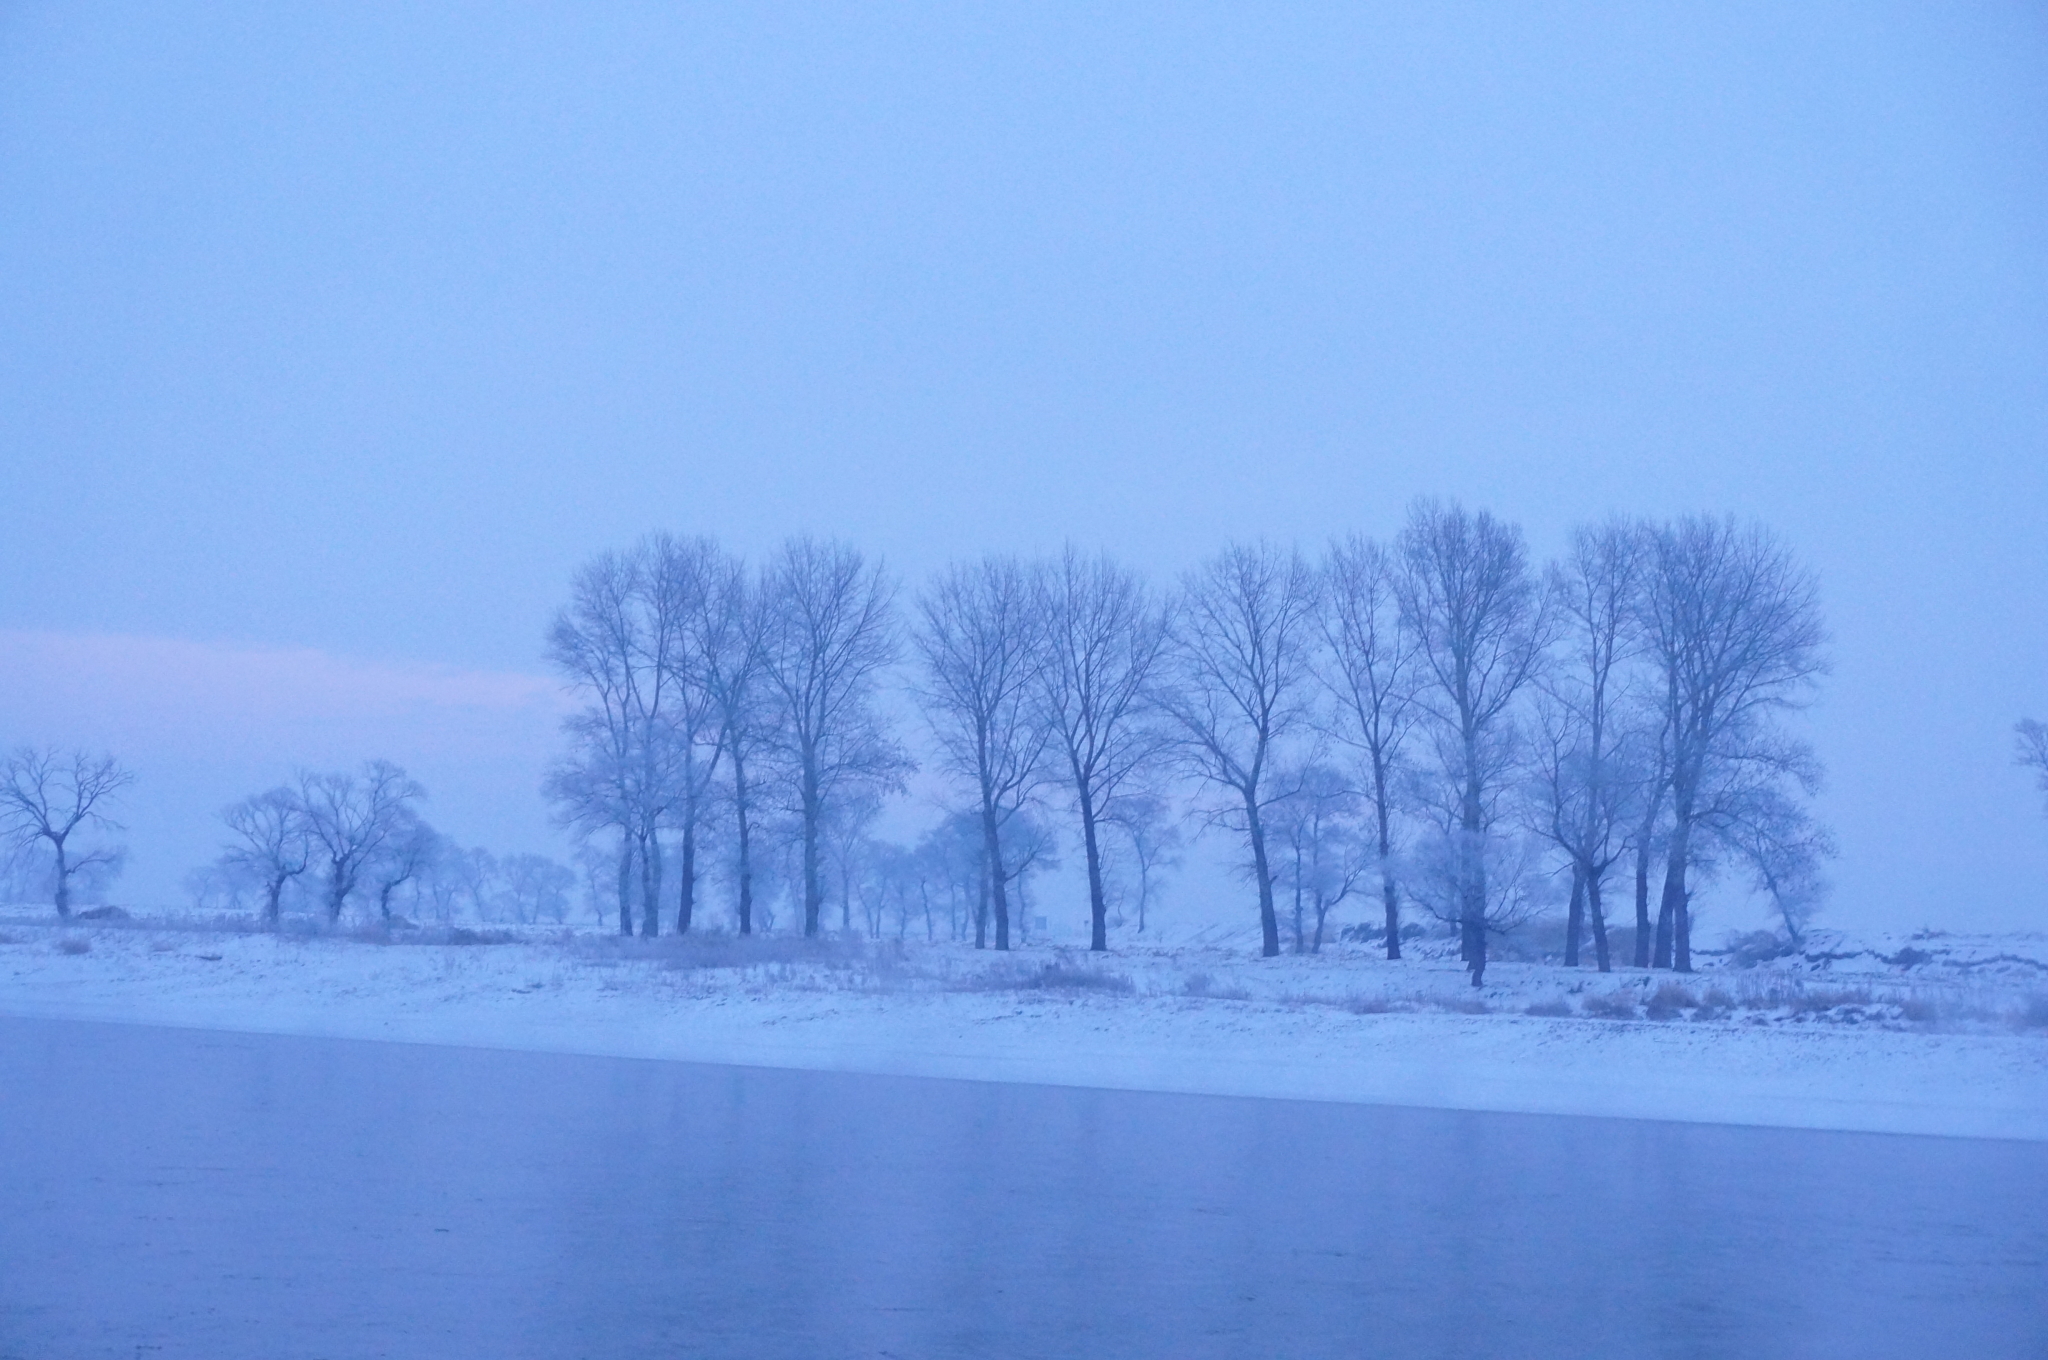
(545, 507), (1831, 984)
(211, 762), (433, 926)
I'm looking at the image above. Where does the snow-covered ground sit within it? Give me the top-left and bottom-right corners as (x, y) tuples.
(2, 910), (2043, 1141)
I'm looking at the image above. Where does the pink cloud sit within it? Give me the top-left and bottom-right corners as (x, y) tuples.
(0, 630), (571, 765)
(0, 631), (579, 905)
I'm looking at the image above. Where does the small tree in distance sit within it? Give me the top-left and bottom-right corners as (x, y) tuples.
(0, 748), (133, 919)
(301, 761), (427, 923)
(2019, 719), (2048, 816)
(219, 787), (314, 928)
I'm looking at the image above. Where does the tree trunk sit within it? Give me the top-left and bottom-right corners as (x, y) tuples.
(973, 850), (989, 949)
(640, 832), (661, 938)
(1079, 787), (1108, 953)
(676, 812), (696, 935)
(1632, 842), (1652, 968)
(616, 839), (634, 936)
(1674, 883), (1693, 972)
(983, 804), (1012, 952)
(1245, 792), (1280, 958)
(801, 766), (822, 938)
(1587, 870), (1612, 973)
(51, 837), (72, 919)
(1291, 858), (1305, 955)
(264, 877), (284, 928)
(733, 758), (754, 936)
(1374, 758), (1400, 960)
(1564, 863), (1586, 967)
(1461, 742), (1487, 986)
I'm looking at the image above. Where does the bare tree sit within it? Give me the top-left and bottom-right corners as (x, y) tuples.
(760, 537), (909, 937)
(1270, 763), (1369, 954)
(0, 748), (132, 919)
(1102, 793), (1181, 934)
(1161, 542), (1319, 959)
(2019, 719), (2048, 816)
(1713, 780), (1833, 945)
(545, 545), (683, 936)
(1530, 520), (1649, 973)
(219, 786), (313, 927)
(1316, 534), (1420, 960)
(1639, 517), (1827, 971)
(367, 810), (440, 923)
(917, 811), (985, 943)
(1033, 547), (1170, 952)
(694, 548), (773, 933)
(500, 853), (577, 924)
(301, 760), (427, 923)
(1396, 501), (1548, 987)
(648, 534), (729, 934)
(914, 555), (1049, 951)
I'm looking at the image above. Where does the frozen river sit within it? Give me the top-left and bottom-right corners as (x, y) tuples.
(2, 1016), (2042, 1359)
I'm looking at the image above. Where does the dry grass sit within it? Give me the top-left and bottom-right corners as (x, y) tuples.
(1580, 991), (1638, 1020)
(1182, 972), (1252, 1001)
(56, 937), (91, 955)
(996, 961), (1135, 995)
(580, 931), (868, 972)
(1645, 983), (1700, 1020)
(1524, 999), (1573, 1018)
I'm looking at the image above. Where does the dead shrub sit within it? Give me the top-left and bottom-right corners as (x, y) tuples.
(1346, 995), (1398, 1015)
(1788, 987), (1875, 1015)
(74, 905), (130, 922)
(0, 931), (19, 946)
(1524, 1000), (1573, 1018)
(1691, 987), (1735, 1019)
(990, 960), (1134, 994)
(1580, 991), (1637, 1020)
(1183, 972), (1251, 1001)
(1900, 997), (1941, 1024)
(444, 927), (518, 947)
(1438, 997), (1491, 1015)
(2015, 995), (2048, 1031)
(56, 937), (91, 955)
(1725, 930), (1795, 967)
(1645, 983), (1699, 1020)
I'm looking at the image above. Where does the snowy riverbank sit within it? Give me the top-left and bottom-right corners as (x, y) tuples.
(2, 912), (2043, 1141)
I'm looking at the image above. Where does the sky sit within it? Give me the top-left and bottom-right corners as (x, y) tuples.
(1, 2), (2044, 932)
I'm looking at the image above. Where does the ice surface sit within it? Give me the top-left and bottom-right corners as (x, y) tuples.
(2, 1016), (2044, 1359)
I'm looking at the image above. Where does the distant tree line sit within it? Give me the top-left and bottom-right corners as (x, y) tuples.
(192, 762), (575, 928)
(544, 502), (1832, 983)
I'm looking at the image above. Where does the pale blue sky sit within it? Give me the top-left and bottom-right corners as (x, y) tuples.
(2, 3), (2044, 929)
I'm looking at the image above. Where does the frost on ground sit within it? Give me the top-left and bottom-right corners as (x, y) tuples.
(2, 910), (2044, 1142)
